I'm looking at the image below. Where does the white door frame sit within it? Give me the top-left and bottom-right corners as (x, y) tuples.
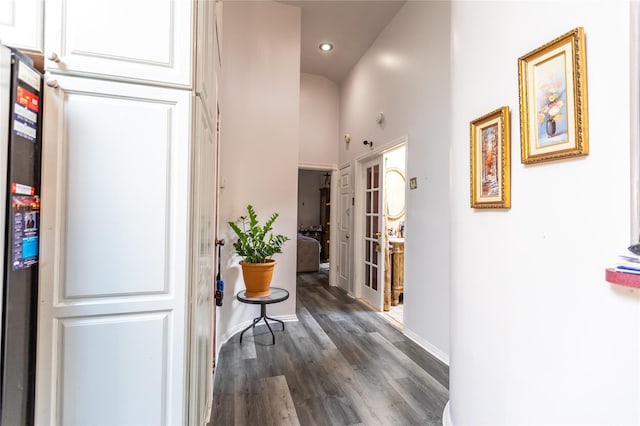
(298, 162), (339, 288)
(352, 136), (408, 308)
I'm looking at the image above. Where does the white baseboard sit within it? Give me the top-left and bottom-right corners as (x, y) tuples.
(442, 400), (452, 426)
(403, 328), (450, 365)
(218, 314), (299, 347)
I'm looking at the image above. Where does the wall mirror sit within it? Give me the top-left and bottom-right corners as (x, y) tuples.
(385, 167), (406, 219)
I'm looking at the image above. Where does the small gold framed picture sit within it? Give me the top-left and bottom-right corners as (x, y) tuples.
(518, 27), (589, 164)
(470, 106), (511, 209)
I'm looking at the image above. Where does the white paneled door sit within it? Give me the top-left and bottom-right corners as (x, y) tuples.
(338, 165), (352, 292)
(37, 75), (191, 425)
(361, 157), (384, 310)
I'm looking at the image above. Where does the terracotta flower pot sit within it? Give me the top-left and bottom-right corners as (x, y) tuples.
(240, 259), (276, 297)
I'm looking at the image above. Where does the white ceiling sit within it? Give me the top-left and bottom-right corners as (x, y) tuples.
(281, 1), (406, 83)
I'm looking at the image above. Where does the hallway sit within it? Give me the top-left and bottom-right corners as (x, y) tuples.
(209, 270), (449, 425)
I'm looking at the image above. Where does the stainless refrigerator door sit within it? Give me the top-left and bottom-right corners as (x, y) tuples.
(0, 46), (42, 426)
(0, 47), (10, 387)
(0, 47), (9, 318)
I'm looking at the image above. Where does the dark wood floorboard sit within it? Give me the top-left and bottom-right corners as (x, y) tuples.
(209, 269), (449, 425)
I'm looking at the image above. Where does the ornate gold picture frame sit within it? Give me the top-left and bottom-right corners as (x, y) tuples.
(518, 27), (589, 164)
(470, 106), (511, 209)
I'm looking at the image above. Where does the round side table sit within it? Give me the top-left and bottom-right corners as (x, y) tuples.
(236, 287), (289, 345)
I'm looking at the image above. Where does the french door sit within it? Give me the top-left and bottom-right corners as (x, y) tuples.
(361, 157), (383, 310)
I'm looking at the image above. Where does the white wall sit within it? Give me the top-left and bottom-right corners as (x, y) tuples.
(217, 1), (300, 347)
(384, 145), (405, 171)
(339, 1), (451, 361)
(297, 170), (326, 229)
(449, 1), (640, 424)
(299, 73), (339, 166)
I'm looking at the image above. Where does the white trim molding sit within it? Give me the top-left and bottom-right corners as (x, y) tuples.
(404, 328), (450, 365)
(329, 169), (340, 288)
(354, 135), (408, 163)
(298, 161), (338, 171)
(442, 401), (452, 426)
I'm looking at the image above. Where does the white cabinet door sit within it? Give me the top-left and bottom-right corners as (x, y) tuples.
(44, 0), (193, 87)
(37, 74), (191, 426)
(196, 0), (217, 123)
(0, 0), (43, 52)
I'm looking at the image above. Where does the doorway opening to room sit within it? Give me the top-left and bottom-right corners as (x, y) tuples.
(381, 145), (406, 328)
(354, 142), (406, 329)
(296, 168), (337, 285)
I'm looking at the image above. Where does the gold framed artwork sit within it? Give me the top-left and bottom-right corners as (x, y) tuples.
(470, 106), (511, 209)
(518, 27), (589, 164)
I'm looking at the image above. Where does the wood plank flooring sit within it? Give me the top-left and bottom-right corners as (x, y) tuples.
(209, 270), (449, 425)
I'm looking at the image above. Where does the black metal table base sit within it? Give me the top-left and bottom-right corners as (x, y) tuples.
(239, 303), (285, 345)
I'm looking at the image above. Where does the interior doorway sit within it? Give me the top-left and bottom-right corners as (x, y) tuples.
(296, 167), (338, 285)
(354, 141), (407, 328)
(382, 145), (406, 328)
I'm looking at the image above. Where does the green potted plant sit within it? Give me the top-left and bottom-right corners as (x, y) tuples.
(228, 205), (289, 297)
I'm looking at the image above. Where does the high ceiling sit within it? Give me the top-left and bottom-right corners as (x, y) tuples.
(281, 1), (406, 83)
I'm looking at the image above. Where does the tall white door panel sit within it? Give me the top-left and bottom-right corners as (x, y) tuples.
(44, 0), (193, 87)
(361, 156), (384, 310)
(195, 0), (217, 123)
(338, 164), (352, 293)
(0, 0), (44, 52)
(37, 75), (191, 425)
(187, 98), (216, 426)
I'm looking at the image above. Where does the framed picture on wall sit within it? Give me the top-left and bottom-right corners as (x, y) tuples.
(518, 27), (589, 164)
(470, 106), (511, 209)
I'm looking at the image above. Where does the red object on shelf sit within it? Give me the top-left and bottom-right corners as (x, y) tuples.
(605, 268), (640, 289)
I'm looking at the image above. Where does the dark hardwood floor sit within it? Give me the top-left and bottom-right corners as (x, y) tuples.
(209, 269), (449, 425)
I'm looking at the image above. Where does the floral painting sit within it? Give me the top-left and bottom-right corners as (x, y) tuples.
(518, 27), (589, 164)
(471, 107), (510, 209)
(535, 54), (568, 147)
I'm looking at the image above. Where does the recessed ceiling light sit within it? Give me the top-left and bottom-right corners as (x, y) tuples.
(319, 42), (334, 52)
